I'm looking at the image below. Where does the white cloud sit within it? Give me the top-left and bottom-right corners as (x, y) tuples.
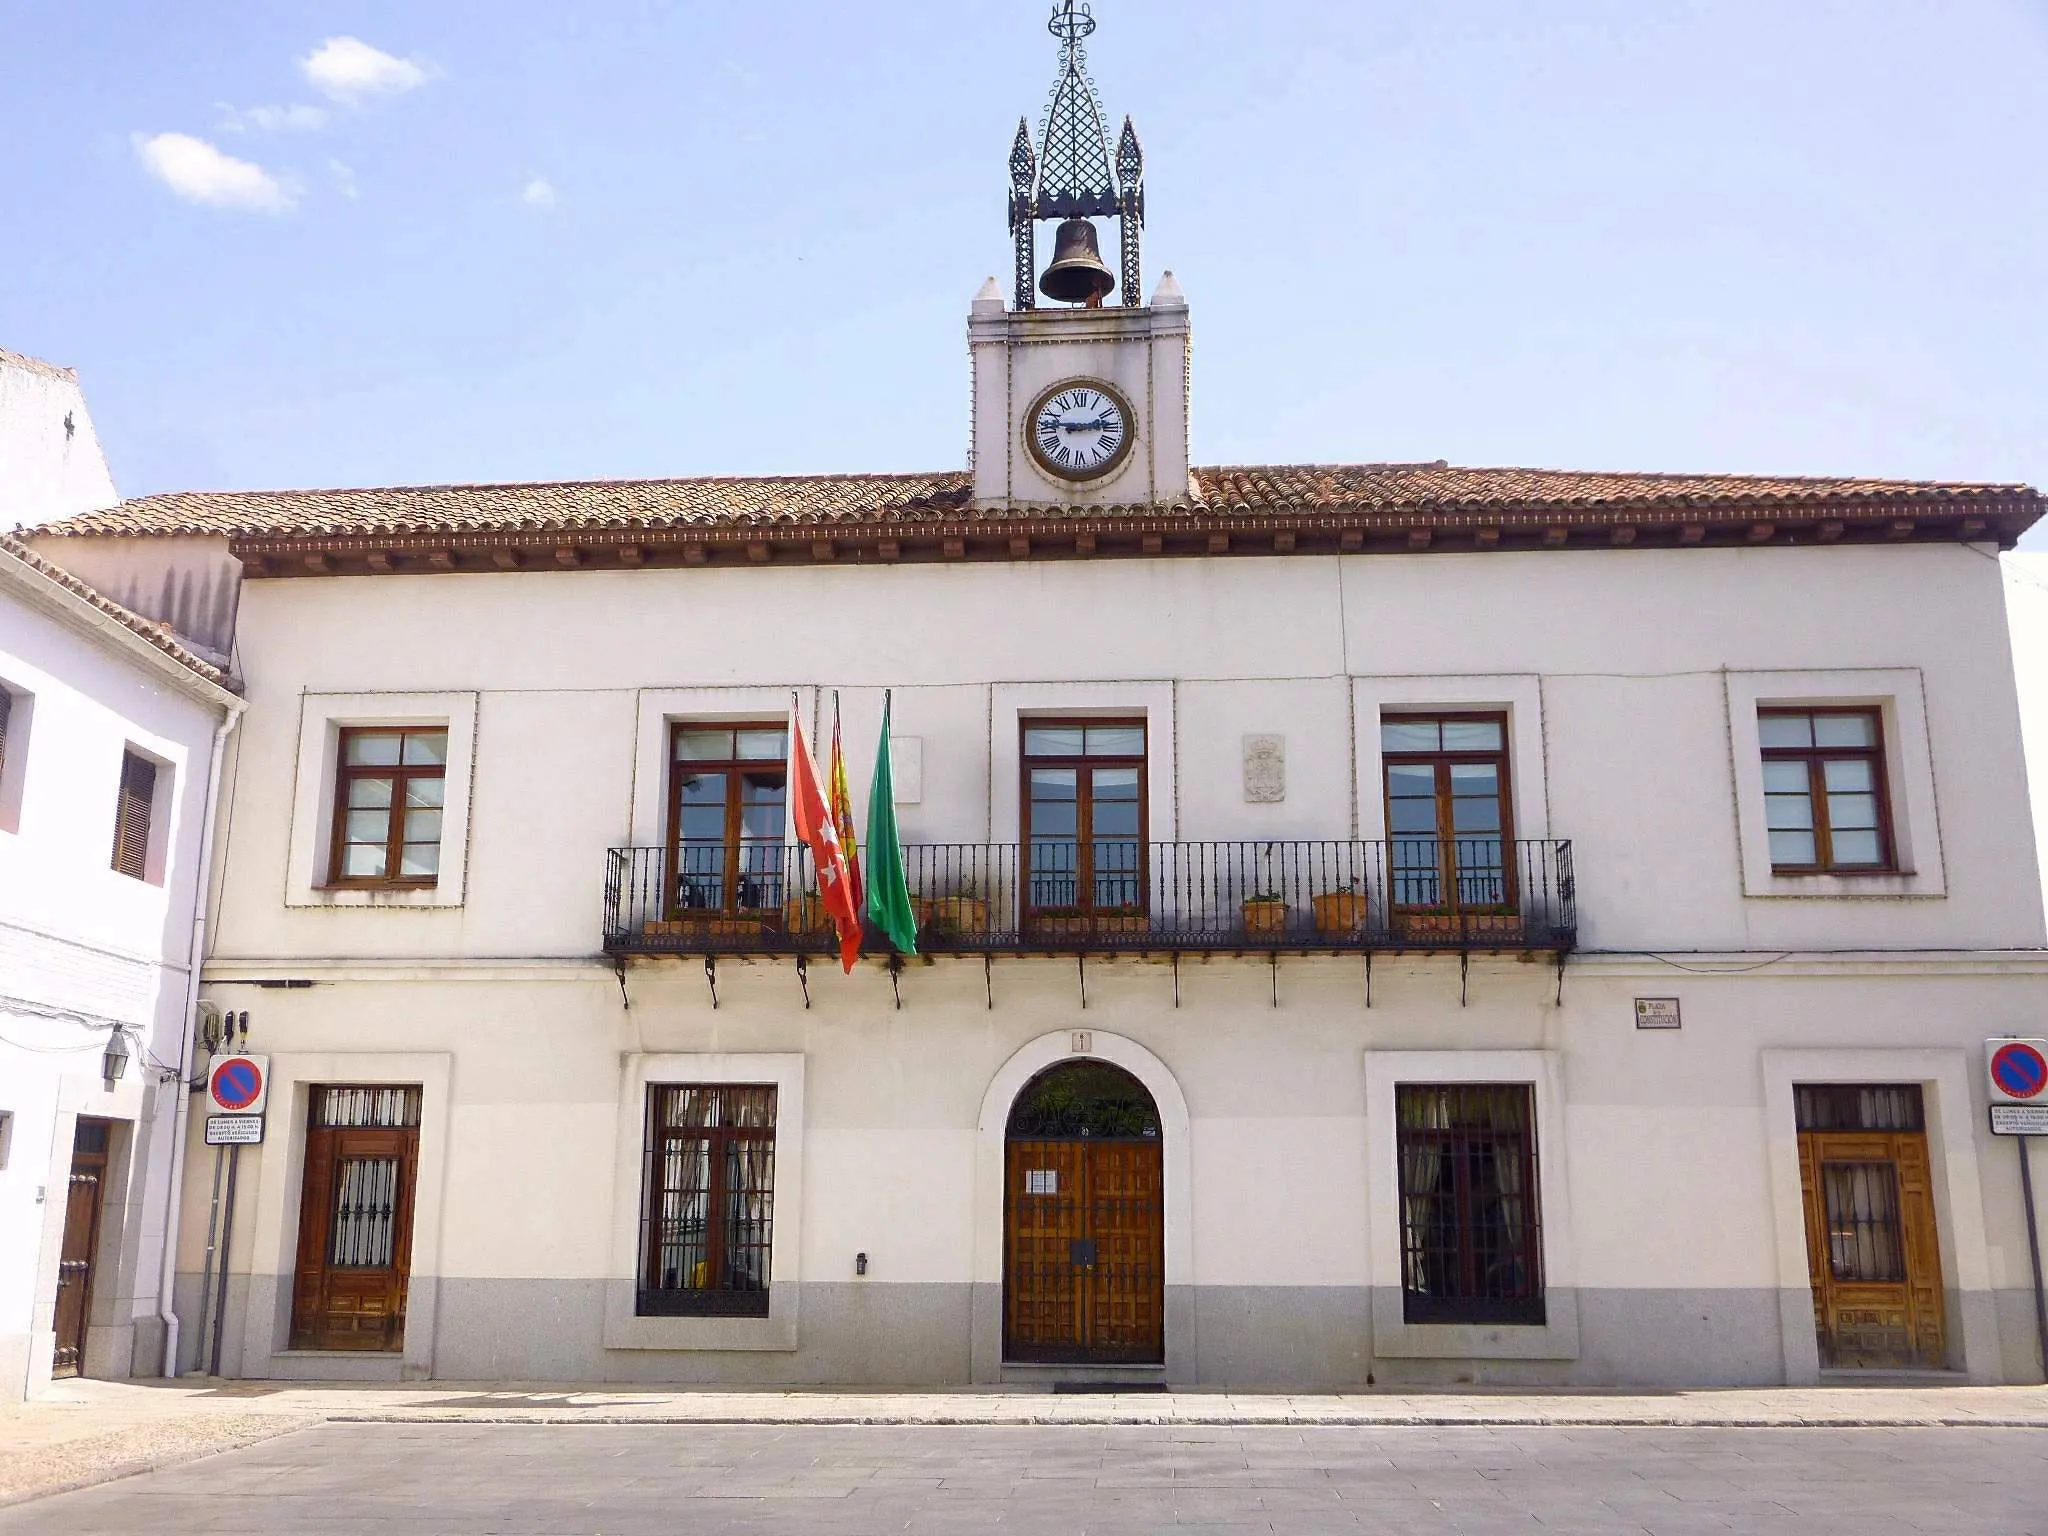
(218, 102), (329, 133)
(134, 132), (296, 212)
(521, 177), (557, 210)
(301, 36), (432, 104)
(328, 158), (360, 200)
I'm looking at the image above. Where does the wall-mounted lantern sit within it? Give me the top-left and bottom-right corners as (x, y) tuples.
(102, 1028), (130, 1087)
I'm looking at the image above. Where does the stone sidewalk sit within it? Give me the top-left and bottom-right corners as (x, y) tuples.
(4, 1378), (2046, 1510)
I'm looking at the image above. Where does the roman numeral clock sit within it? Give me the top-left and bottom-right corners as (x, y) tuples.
(1029, 381), (1134, 482)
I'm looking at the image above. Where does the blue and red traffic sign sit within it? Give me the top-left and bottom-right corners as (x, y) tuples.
(208, 1054), (269, 1115)
(1988, 1040), (2048, 1103)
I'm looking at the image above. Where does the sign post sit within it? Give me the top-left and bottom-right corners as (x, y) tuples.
(1987, 1039), (2048, 1381)
(201, 1055), (268, 1377)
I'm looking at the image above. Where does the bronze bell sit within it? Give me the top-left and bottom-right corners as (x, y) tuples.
(1040, 218), (1117, 306)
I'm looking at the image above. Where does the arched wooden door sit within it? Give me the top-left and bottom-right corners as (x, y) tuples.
(1004, 1060), (1164, 1364)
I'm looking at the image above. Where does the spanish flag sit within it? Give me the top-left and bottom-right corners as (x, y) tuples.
(829, 692), (864, 918)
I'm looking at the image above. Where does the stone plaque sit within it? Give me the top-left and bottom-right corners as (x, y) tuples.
(1634, 997), (1682, 1030)
(890, 734), (923, 804)
(1242, 734), (1285, 803)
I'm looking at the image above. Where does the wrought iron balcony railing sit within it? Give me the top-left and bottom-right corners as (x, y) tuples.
(603, 839), (1576, 956)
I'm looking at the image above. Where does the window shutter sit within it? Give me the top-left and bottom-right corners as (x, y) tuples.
(111, 751), (157, 880)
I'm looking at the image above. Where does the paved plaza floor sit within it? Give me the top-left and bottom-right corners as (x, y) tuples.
(5, 1420), (2045, 1535)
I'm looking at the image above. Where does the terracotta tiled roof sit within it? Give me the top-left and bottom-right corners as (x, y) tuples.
(30, 463), (2038, 542)
(0, 533), (233, 692)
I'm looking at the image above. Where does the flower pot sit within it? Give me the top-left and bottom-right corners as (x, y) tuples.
(923, 896), (990, 935)
(1241, 898), (1289, 934)
(646, 913), (768, 942)
(783, 895), (828, 934)
(1395, 910), (1524, 944)
(1028, 911), (1149, 941)
(1311, 890), (1369, 934)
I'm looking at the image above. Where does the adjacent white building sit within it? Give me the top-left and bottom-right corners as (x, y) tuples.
(0, 349), (117, 535)
(0, 531), (239, 1400)
(17, 12), (2048, 1391)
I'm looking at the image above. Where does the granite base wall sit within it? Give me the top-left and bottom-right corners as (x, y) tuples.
(170, 1274), (1839, 1389)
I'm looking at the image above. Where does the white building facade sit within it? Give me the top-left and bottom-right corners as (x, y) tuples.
(22, 13), (2048, 1391)
(0, 532), (238, 1400)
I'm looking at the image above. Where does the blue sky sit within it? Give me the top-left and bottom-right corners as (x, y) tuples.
(3, 0), (2046, 532)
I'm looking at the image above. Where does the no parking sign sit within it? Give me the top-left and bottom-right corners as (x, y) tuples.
(1988, 1040), (2048, 1137)
(208, 1054), (269, 1115)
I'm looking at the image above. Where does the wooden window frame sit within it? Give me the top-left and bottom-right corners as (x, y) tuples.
(325, 727), (449, 890)
(1758, 707), (1896, 874)
(110, 750), (158, 882)
(664, 723), (789, 919)
(1380, 711), (1516, 913)
(1395, 1082), (1545, 1326)
(638, 1084), (778, 1319)
(1019, 717), (1149, 916)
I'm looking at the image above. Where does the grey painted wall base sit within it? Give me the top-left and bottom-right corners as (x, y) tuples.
(1190, 1287), (1372, 1388)
(169, 1273), (2025, 1390)
(1994, 1286), (2048, 1384)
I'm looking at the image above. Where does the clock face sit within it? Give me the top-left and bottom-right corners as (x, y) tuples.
(1027, 381), (1135, 483)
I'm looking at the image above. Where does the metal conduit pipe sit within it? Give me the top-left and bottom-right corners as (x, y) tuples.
(158, 697), (243, 1378)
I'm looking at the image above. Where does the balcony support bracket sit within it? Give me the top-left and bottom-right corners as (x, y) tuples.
(795, 955), (811, 1010)
(1077, 954), (1088, 1011)
(1364, 950), (1372, 1009)
(1171, 952), (1181, 1009)
(984, 953), (994, 1012)
(613, 955), (630, 1012)
(704, 956), (719, 1010)
(1269, 951), (1280, 1009)
(1555, 951), (1567, 1008)
(889, 951), (904, 1011)
(1459, 950), (1469, 1008)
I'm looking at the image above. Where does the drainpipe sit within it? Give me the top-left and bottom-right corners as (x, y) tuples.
(157, 698), (243, 1378)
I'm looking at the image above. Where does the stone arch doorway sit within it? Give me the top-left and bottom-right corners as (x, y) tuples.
(1003, 1059), (1165, 1364)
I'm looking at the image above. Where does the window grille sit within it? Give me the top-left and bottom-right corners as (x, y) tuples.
(639, 1084), (777, 1317)
(111, 751), (156, 880)
(313, 1085), (424, 1129)
(1794, 1084), (1924, 1133)
(1395, 1083), (1544, 1325)
(1821, 1161), (1907, 1282)
(328, 1157), (403, 1268)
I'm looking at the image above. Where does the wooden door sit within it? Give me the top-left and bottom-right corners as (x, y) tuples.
(1004, 1138), (1163, 1364)
(51, 1119), (110, 1378)
(290, 1096), (420, 1352)
(1798, 1129), (1946, 1369)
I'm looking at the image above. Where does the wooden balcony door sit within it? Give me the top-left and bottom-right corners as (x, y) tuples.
(1382, 713), (1518, 937)
(1003, 1061), (1163, 1365)
(51, 1119), (110, 1379)
(290, 1087), (422, 1352)
(1798, 1125), (1946, 1369)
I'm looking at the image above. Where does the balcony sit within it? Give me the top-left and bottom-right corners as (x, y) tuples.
(603, 839), (1576, 957)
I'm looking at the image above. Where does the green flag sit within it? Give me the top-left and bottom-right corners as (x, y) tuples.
(865, 691), (918, 955)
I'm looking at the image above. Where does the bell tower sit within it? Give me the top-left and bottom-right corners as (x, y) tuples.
(971, 1), (1191, 510)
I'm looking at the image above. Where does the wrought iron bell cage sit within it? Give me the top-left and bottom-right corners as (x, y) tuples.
(1008, 1), (1145, 310)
